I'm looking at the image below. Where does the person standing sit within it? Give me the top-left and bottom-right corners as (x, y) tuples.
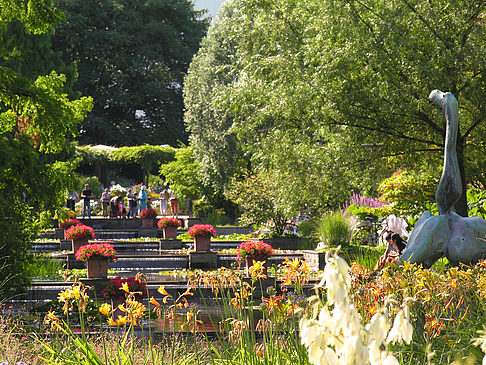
(101, 188), (111, 218)
(138, 185), (147, 214)
(169, 188), (178, 218)
(81, 184), (93, 219)
(159, 188), (169, 215)
(66, 191), (78, 211)
(127, 189), (137, 218)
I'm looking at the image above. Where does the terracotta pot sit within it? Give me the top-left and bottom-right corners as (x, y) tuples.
(87, 257), (109, 279)
(141, 218), (155, 229)
(163, 226), (178, 240)
(72, 237), (89, 254)
(194, 235), (211, 252)
(245, 257), (268, 277)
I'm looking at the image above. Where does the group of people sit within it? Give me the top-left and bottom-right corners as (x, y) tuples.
(67, 183), (179, 219)
(158, 188), (178, 217)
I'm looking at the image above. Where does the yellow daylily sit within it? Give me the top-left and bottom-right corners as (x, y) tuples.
(150, 297), (161, 307)
(116, 315), (128, 325)
(107, 318), (117, 326)
(120, 282), (130, 293)
(158, 285), (172, 297)
(99, 303), (112, 316)
(248, 260), (267, 280)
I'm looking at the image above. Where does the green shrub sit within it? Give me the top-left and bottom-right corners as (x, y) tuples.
(80, 175), (103, 198)
(204, 210), (231, 226)
(193, 199), (214, 218)
(315, 211), (355, 247)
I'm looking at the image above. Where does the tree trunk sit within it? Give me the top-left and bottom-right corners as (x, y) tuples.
(454, 139), (468, 217)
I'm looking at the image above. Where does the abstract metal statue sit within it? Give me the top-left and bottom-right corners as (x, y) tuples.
(400, 90), (486, 267)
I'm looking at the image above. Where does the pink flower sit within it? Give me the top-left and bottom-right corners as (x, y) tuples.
(187, 224), (217, 238)
(158, 218), (182, 229)
(75, 242), (117, 261)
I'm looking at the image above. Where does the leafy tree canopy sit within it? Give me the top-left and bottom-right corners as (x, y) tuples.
(185, 0), (486, 215)
(0, 0), (92, 296)
(52, 0), (209, 146)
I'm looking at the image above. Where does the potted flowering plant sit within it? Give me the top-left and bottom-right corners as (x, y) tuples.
(157, 217), (182, 239)
(65, 224), (96, 253)
(236, 240), (274, 275)
(138, 207), (157, 228)
(187, 224), (217, 251)
(59, 218), (80, 239)
(75, 243), (117, 279)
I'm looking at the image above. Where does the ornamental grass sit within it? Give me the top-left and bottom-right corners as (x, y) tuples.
(187, 224), (217, 238)
(157, 217), (182, 229)
(65, 224), (95, 240)
(75, 243), (117, 261)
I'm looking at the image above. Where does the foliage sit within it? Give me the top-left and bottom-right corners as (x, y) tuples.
(65, 224), (95, 240)
(80, 175), (103, 199)
(137, 208), (157, 220)
(58, 218), (80, 229)
(102, 276), (146, 300)
(315, 211), (356, 247)
(192, 199), (214, 218)
(377, 169), (439, 218)
(467, 188), (486, 219)
(75, 243), (117, 262)
(226, 172), (295, 236)
(159, 145), (202, 202)
(157, 217), (182, 229)
(204, 210), (232, 226)
(187, 224), (217, 238)
(0, 0), (92, 296)
(236, 240), (274, 262)
(186, 0), (486, 216)
(52, 0), (209, 146)
(184, 0), (248, 196)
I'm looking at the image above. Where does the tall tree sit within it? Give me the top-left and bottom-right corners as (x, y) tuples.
(0, 0), (92, 296)
(52, 0), (208, 146)
(185, 0), (486, 215)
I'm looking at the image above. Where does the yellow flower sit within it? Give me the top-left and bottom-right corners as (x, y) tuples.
(107, 318), (117, 326)
(71, 285), (81, 299)
(44, 310), (58, 324)
(118, 304), (128, 312)
(182, 287), (194, 297)
(116, 315), (128, 325)
(120, 282), (130, 293)
(162, 296), (170, 304)
(99, 303), (111, 316)
(248, 260), (267, 280)
(285, 258), (301, 271)
(150, 297), (161, 307)
(158, 285), (172, 297)
(57, 289), (72, 302)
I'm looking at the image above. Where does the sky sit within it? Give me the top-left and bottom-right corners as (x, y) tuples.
(193, 0), (224, 18)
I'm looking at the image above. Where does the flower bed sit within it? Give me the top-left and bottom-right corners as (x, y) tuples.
(236, 240), (274, 262)
(75, 243), (117, 261)
(187, 224), (217, 238)
(65, 224), (96, 240)
(158, 217), (182, 229)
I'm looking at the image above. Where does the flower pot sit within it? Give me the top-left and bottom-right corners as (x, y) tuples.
(163, 226), (178, 240)
(142, 218), (155, 229)
(72, 237), (89, 254)
(194, 235), (211, 252)
(245, 257), (268, 277)
(87, 257), (109, 279)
